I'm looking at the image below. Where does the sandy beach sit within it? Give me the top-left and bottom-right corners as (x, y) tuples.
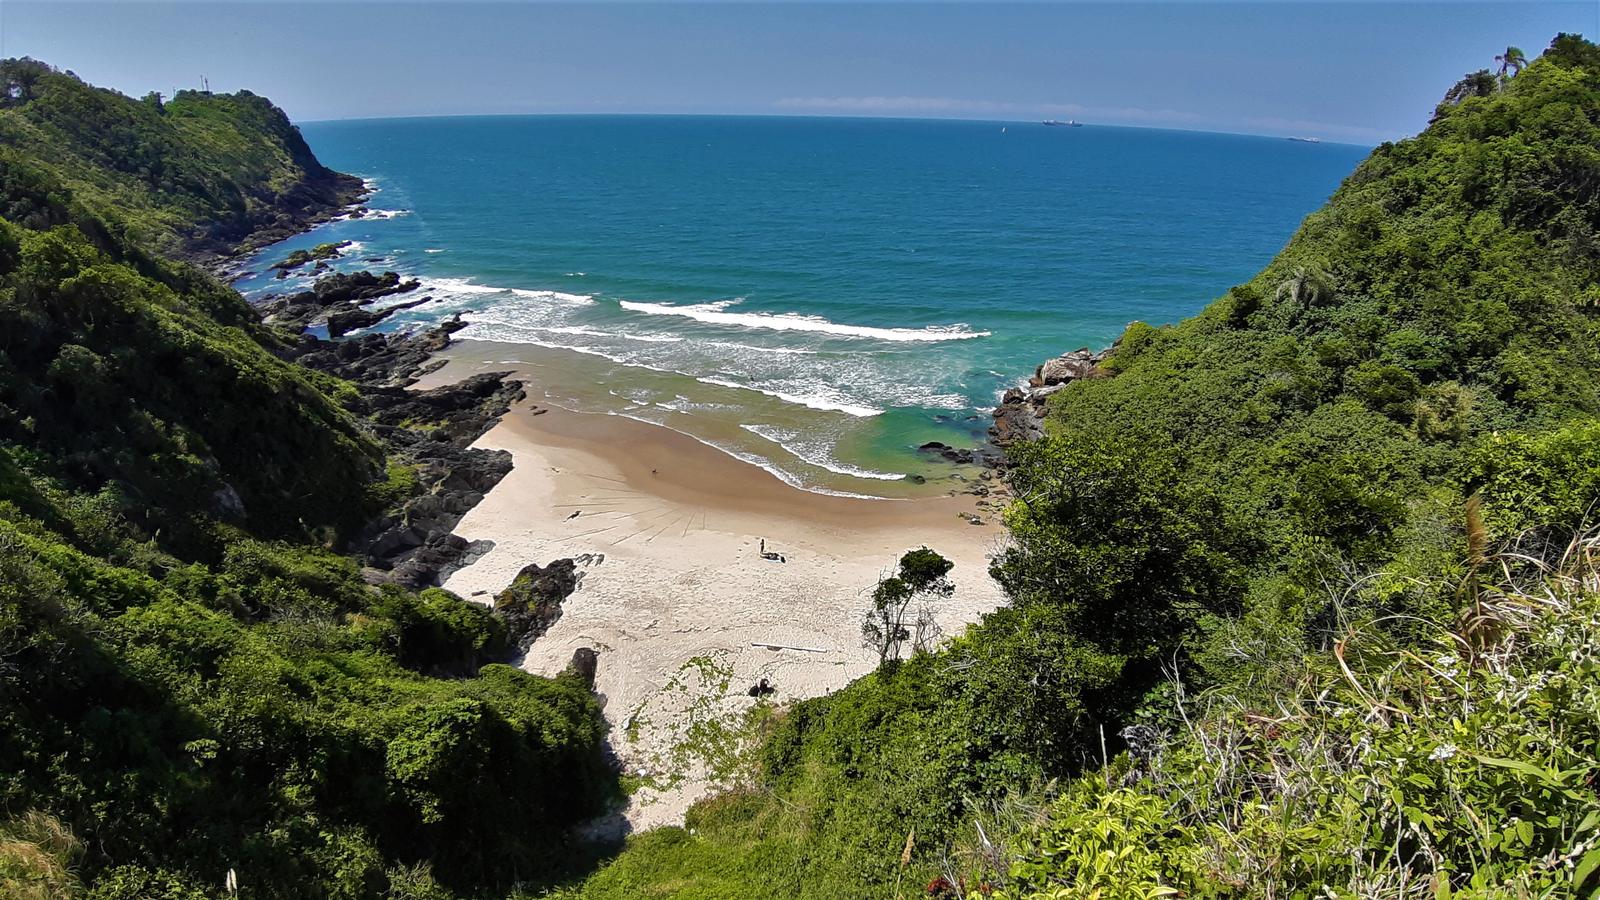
(432, 384), (1010, 830)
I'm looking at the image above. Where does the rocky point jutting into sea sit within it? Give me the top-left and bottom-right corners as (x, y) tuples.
(989, 345), (1113, 447)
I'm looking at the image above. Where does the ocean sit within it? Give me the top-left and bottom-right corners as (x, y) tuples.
(235, 115), (1368, 496)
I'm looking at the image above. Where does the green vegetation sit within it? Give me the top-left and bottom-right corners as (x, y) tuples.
(861, 547), (955, 663)
(554, 35), (1600, 898)
(0, 61), (614, 898)
(0, 58), (359, 263)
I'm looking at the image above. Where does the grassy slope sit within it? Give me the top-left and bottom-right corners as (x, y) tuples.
(0, 62), (616, 898)
(553, 35), (1600, 899)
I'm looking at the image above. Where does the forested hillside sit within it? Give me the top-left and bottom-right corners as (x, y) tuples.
(0, 62), (614, 898)
(556, 35), (1600, 899)
(0, 58), (362, 265)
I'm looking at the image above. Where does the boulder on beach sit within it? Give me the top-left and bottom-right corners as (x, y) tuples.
(494, 558), (581, 650)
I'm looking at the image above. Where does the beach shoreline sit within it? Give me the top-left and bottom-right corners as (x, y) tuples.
(411, 337), (1006, 502)
(436, 395), (1010, 829)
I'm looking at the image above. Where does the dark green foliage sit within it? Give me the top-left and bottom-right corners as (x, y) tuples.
(0, 58), (359, 262)
(1466, 418), (1600, 536)
(0, 61), (614, 899)
(0, 218), (383, 549)
(861, 546), (955, 662)
(0, 478), (610, 898)
(372, 587), (510, 675)
(997, 31), (1600, 704)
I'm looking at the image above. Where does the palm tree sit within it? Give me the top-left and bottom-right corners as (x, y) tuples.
(1275, 266), (1337, 307)
(1495, 46), (1528, 80)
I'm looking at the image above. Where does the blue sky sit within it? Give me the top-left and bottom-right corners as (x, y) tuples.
(3, 2), (1594, 142)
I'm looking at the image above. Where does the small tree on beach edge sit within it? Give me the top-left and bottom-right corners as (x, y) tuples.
(862, 547), (955, 664)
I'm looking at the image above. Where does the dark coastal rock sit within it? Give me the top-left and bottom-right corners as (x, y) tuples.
(259, 270), (424, 330)
(916, 440), (1001, 468)
(1034, 348), (1102, 387)
(345, 370), (526, 587)
(326, 295), (432, 338)
(286, 316), (467, 387)
(274, 297), (526, 588)
(216, 174), (520, 596)
(989, 346), (1114, 452)
(567, 647), (600, 689)
(494, 559), (581, 650)
(311, 270), (421, 305)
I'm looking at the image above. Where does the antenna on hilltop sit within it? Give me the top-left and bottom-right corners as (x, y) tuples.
(202, 75), (209, 92)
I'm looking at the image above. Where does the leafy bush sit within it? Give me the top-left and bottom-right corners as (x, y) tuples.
(977, 531), (1600, 898)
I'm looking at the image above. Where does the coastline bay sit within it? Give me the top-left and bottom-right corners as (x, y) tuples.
(237, 116), (1368, 494)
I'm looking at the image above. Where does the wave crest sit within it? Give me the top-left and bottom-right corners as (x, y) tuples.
(741, 424), (905, 480)
(618, 299), (988, 342)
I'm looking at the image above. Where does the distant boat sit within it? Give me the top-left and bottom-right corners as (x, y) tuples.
(1042, 119), (1084, 128)
(1288, 136), (1322, 143)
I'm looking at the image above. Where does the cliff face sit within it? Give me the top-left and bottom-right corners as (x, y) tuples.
(0, 58), (363, 267)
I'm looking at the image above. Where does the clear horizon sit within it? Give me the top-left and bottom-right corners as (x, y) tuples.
(299, 110), (1381, 146)
(3, 2), (1596, 142)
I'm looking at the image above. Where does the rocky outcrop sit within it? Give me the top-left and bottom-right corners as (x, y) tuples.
(278, 309), (537, 588)
(990, 347), (1111, 449)
(916, 440), (1002, 467)
(271, 240), (351, 275)
(344, 363), (528, 587)
(567, 647), (600, 689)
(494, 559), (581, 651)
(261, 270), (425, 332)
(285, 317), (463, 387)
(311, 270), (422, 305)
(327, 296), (431, 338)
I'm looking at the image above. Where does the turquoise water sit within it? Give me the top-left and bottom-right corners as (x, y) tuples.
(237, 116), (1367, 494)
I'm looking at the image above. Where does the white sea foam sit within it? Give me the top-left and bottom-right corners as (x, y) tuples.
(740, 424), (905, 481)
(365, 208), (411, 219)
(541, 325), (680, 342)
(509, 288), (596, 305)
(654, 394), (738, 414)
(698, 377), (882, 418)
(451, 328), (885, 421)
(456, 331), (626, 364)
(416, 279), (594, 305)
(609, 387), (655, 406)
(605, 412), (891, 501)
(424, 248), (447, 254)
(618, 299), (988, 342)
(419, 277), (504, 295)
(705, 340), (817, 356)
